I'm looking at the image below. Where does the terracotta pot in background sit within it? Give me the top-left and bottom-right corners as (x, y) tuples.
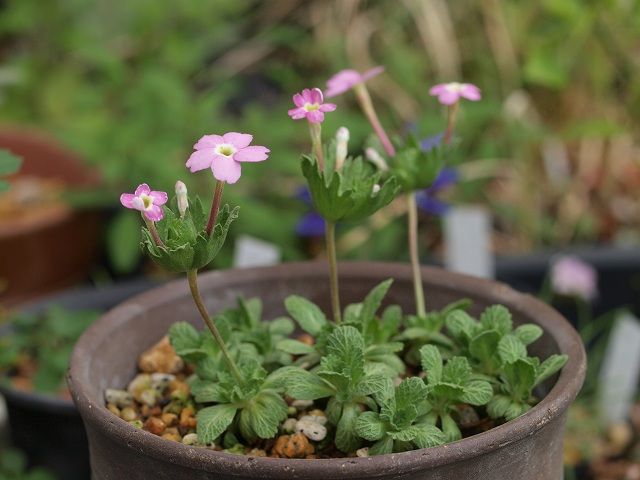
(0, 127), (102, 305)
(69, 262), (586, 480)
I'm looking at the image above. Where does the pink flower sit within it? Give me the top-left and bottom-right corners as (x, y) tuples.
(186, 132), (269, 184)
(429, 82), (481, 105)
(287, 88), (336, 124)
(550, 256), (598, 301)
(120, 183), (168, 221)
(325, 66), (384, 98)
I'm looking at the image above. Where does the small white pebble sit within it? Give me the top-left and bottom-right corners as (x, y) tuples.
(182, 433), (199, 445)
(104, 389), (133, 408)
(291, 399), (313, 411)
(138, 388), (159, 407)
(282, 418), (298, 433)
(151, 373), (175, 392)
(299, 414), (327, 426)
(295, 418), (327, 441)
(356, 447), (369, 457)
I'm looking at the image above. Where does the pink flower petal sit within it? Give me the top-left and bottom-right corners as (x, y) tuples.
(325, 69), (360, 98)
(223, 132), (253, 149)
(135, 184), (150, 196)
(150, 190), (168, 206)
(437, 91), (460, 105)
(186, 148), (215, 172)
(144, 205), (164, 222)
(300, 89), (314, 104)
(460, 84), (481, 101)
(429, 84), (449, 96)
(306, 110), (325, 123)
(361, 66), (384, 82)
(288, 107), (307, 120)
(211, 155), (242, 184)
(309, 88), (324, 104)
(234, 145), (270, 163)
(293, 93), (305, 108)
(194, 134), (224, 150)
(319, 103), (337, 112)
(120, 193), (136, 209)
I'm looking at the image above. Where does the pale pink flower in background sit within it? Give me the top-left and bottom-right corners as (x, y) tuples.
(429, 82), (482, 105)
(325, 66), (384, 98)
(120, 183), (168, 221)
(550, 256), (598, 301)
(287, 88), (336, 123)
(186, 132), (269, 184)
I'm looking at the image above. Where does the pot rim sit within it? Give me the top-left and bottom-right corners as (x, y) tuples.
(68, 261), (586, 477)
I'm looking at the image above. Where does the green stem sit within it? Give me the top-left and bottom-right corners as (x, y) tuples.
(407, 192), (426, 318)
(205, 180), (225, 237)
(354, 84), (396, 157)
(187, 269), (244, 384)
(325, 221), (342, 324)
(143, 217), (165, 248)
(443, 102), (459, 145)
(309, 122), (325, 171)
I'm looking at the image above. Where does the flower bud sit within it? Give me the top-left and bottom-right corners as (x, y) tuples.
(335, 127), (349, 171)
(175, 180), (188, 219)
(372, 184), (381, 194)
(365, 147), (389, 171)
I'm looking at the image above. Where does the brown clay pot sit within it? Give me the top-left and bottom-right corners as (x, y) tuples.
(0, 127), (102, 305)
(68, 262), (586, 480)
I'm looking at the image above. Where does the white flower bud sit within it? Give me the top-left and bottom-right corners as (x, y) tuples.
(372, 184), (381, 194)
(335, 127), (349, 171)
(175, 180), (188, 219)
(365, 147), (389, 171)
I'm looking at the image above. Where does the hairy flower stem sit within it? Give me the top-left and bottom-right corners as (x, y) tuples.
(407, 192), (426, 318)
(443, 102), (459, 145)
(354, 84), (396, 157)
(309, 122), (325, 172)
(187, 269), (244, 384)
(205, 180), (225, 237)
(143, 217), (165, 248)
(325, 221), (342, 324)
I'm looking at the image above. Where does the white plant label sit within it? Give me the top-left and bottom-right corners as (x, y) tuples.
(233, 235), (281, 268)
(444, 206), (494, 279)
(598, 312), (640, 424)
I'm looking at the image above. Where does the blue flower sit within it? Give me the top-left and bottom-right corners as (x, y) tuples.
(295, 186), (326, 237)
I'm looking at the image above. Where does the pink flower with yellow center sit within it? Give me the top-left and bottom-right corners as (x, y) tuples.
(287, 88), (336, 124)
(429, 82), (481, 105)
(186, 132), (269, 184)
(120, 183), (168, 221)
(324, 66), (384, 98)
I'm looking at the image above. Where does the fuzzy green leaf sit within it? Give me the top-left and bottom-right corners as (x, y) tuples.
(284, 368), (336, 400)
(246, 390), (288, 439)
(479, 305), (513, 335)
(445, 310), (477, 342)
(412, 424), (446, 449)
(168, 322), (202, 359)
(442, 357), (472, 385)
(441, 414), (462, 442)
(503, 358), (537, 400)
(513, 324), (543, 345)
(369, 436), (394, 456)
(534, 354), (568, 386)
(197, 404), (237, 444)
(419, 345), (443, 384)
(284, 295), (327, 336)
(355, 411), (385, 441)
(469, 330), (501, 364)
(276, 339), (315, 355)
(359, 279), (393, 323)
(460, 380), (493, 406)
(497, 335), (527, 364)
(335, 404), (362, 453)
(487, 394), (513, 419)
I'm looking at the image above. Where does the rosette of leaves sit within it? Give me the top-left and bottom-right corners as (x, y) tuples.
(388, 135), (445, 193)
(355, 377), (446, 455)
(216, 297), (294, 371)
(300, 145), (399, 223)
(141, 196), (238, 272)
(395, 299), (471, 365)
(445, 305), (545, 376)
(283, 326), (392, 453)
(188, 356), (289, 445)
(419, 345), (493, 442)
(278, 280), (405, 375)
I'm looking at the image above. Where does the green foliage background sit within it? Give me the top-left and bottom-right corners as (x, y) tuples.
(0, 0), (638, 272)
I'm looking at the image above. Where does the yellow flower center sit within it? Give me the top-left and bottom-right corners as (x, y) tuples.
(216, 143), (237, 157)
(141, 194), (153, 209)
(304, 103), (320, 111)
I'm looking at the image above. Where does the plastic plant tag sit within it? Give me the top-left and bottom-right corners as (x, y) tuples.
(233, 235), (281, 268)
(598, 312), (640, 424)
(444, 206), (494, 279)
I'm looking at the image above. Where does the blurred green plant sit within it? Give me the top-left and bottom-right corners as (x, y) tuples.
(0, 307), (99, 394)
(0, 150), (21, 192)
(0, 448), (56, 480)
